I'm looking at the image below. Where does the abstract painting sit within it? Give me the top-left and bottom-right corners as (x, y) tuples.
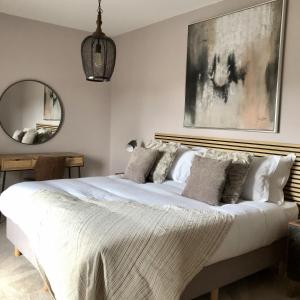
(44, 86), (61, 121)
(184, 0), (286, 132)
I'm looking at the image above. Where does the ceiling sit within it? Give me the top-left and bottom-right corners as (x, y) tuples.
(0, 0), (222, 36)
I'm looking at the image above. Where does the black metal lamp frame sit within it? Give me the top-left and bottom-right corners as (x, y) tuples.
(81, 0), (116, 82)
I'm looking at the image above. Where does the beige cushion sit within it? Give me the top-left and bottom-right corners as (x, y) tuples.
(145, 140), (180, 183)
(123, 147), (159, 183)
(199, 149), (254, 204)
(182, 156), (231, 206)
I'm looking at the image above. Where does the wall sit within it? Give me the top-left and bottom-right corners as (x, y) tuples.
(0, 83), (22, 135)
(21, 82), (44, 131)
(0, 13), (111, 185)
(110, 0), (300, 173)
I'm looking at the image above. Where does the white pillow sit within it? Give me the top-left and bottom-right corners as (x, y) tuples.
(269, 154), (296, 205)
(21, 129), (37, 144)
(241, 156), (280, 202)
(167, 146), (188, 179)
(169, 147), (208, 183)
(12, 129), (22, 141)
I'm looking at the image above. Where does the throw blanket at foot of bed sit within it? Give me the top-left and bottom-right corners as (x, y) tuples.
(6, 190), (233, 300)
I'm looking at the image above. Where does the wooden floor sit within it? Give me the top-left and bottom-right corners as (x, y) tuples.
(0, 219), (300, 300)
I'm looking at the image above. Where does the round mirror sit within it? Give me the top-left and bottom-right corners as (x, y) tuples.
(0, 80), (63, 145)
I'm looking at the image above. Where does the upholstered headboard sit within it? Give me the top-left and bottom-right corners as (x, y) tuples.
(155, 132), (300, 203)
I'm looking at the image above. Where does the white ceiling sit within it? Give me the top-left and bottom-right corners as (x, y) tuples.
(0, 0), (222, 36)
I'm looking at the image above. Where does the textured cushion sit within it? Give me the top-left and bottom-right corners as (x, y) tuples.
(36, 130), (52, 144)
(241, 156), (279, 202)
(269, 153), (296, 205)
(182, 156), (231, 206)
(123, 147), (159, 183)
(199, 149), (254, 203)
(145, 140), (180, 183)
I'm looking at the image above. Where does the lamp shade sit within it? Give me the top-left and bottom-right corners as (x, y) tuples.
(81, 0), (116, 82)
(126, 140), (137, 152)
(81, 34), (116, 82)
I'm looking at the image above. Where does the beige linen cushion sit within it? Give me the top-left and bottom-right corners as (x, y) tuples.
(123, 147), (158, 183)
(145, 140), (180, 183)
(199, 149), (254, 203)
(182, 156), (231, 206)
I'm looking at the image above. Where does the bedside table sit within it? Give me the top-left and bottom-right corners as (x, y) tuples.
(287, 221), (300, 281)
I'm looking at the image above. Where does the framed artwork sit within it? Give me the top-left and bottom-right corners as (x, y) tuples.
(44, 86), (61, 121)
(184, 0), (286, 132)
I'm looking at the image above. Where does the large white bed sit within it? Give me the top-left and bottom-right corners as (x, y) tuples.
(1, 175), (297, 268)
(2, 133), (300, 300)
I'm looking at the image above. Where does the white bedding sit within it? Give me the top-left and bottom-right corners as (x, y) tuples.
(0, 175), (298, 266)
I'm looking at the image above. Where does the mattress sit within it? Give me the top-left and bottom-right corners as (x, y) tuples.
(0, 175), (298, 266)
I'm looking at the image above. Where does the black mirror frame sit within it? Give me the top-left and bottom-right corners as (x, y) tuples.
(0, 79), (64, 145)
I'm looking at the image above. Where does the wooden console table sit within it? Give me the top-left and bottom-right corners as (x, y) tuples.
(0, 152), (84, 192)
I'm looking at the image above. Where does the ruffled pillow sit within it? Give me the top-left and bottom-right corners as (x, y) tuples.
(145, 140), (180, 183)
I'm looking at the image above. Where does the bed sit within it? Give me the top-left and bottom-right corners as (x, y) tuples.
(1, 133), (300, 300)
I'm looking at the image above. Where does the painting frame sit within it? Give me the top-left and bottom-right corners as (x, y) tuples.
(184, 0), (287, 133)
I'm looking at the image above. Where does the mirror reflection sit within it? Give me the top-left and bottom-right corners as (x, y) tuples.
(0, 80), (63, 145)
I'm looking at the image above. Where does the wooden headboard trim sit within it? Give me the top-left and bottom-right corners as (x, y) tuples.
(155, 133), (300, 202)
(36, 123), (58, 134)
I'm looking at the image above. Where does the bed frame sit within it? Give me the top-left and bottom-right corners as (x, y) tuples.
(6, 133), (300, 300)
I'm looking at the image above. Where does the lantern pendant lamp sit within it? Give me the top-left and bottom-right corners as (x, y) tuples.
(81, 0), (116, 82)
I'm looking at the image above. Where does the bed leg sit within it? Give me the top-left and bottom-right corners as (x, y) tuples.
(272, 259), (286, 277)
(14, 247), (22, 257)
(210, 288), (219, 300)
(277, 260), (286, 277)
(287, 279), (299, 297)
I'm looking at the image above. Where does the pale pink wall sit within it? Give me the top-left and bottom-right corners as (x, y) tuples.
(0, 13), (111, 185)
(110, 0), (300, 173)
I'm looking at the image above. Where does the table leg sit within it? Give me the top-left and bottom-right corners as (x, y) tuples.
(2, 171), (6, 193)
(78, 167), (81, 178)
(68, 167), (71, 179)
(0, 171), (6, 222)
(210, 289), (219, 300)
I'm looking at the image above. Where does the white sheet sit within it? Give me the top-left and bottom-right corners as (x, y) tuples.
(0, 175), (298, 266)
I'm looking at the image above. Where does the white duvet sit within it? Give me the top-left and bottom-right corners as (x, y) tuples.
(0, 175), (298, 266)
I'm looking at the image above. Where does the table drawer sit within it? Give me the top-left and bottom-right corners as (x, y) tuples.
(2, 159), (33, 171)
(65, 157), (84, 167)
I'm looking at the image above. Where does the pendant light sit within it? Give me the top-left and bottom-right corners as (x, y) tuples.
(81, 0), (116, 82)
